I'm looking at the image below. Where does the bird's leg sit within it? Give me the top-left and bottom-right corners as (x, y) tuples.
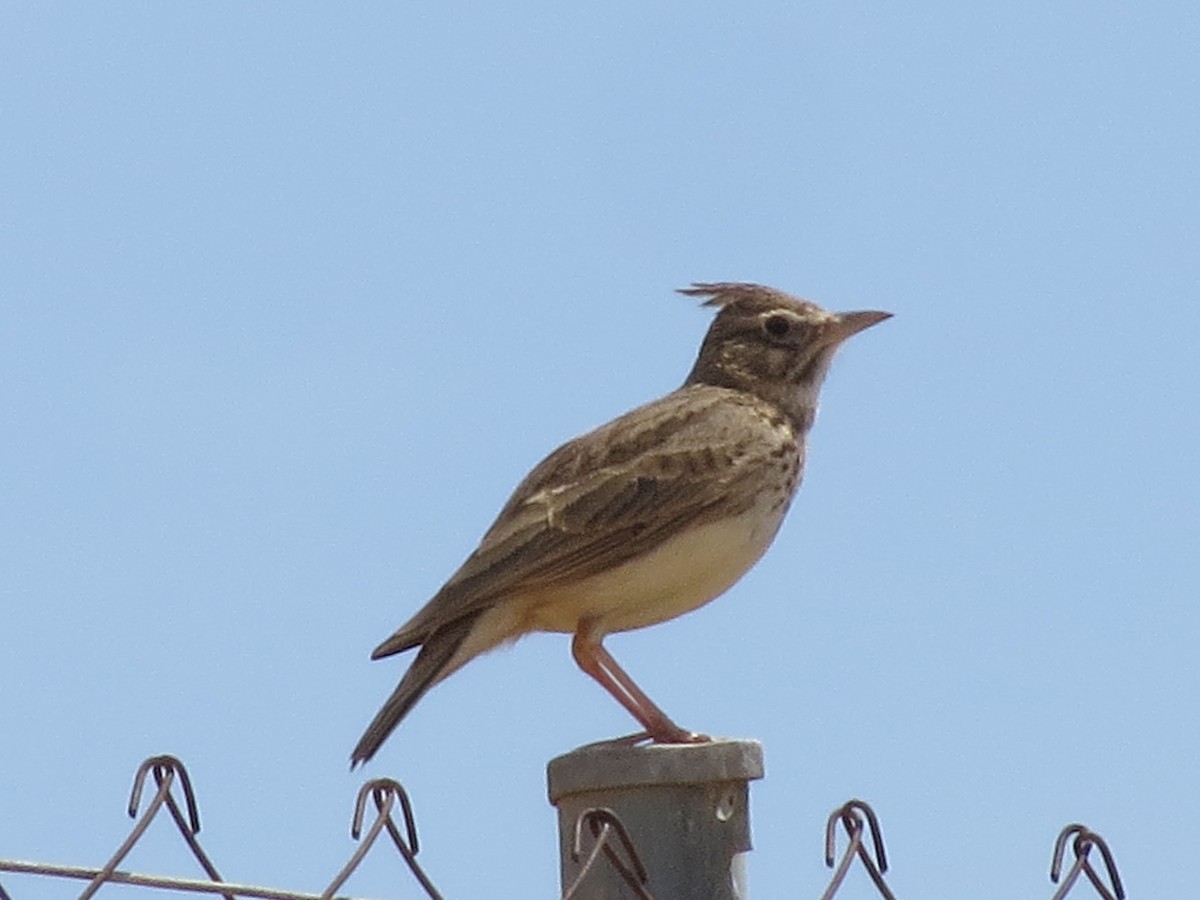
(571, 631), (710, 744)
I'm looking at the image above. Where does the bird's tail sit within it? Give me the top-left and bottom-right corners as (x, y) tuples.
(351, 611), (483, 767)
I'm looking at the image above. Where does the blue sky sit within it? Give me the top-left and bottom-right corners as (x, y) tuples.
(2, 3), (1197, 898)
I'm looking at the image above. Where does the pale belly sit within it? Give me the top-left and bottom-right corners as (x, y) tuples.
(518, 498), (789, 635)
(435, 493), (792, 681)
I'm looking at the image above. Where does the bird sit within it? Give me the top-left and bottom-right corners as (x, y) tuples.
(351, 282), (889, 765)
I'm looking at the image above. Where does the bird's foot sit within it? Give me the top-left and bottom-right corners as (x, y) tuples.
(590, 727), (712, 748)
(605, 730), (653, 746)
(648, 724), (712, 744)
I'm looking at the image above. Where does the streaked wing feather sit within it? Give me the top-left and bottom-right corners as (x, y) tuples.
(378, 386), (787, 650)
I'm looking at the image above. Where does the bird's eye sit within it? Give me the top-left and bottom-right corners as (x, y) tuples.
(762, 314), (792, 338)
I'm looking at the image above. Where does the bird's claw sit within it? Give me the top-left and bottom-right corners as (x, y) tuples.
(588, 728), (713, 748)
(653, 728), (712, 745)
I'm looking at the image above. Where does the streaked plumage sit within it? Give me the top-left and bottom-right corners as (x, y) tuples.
(351, 282), (889, 765)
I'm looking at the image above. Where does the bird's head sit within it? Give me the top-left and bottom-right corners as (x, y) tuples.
(680, 282), (890, 430)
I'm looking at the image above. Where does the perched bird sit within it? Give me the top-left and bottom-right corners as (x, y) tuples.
(351, 282), (889, 765)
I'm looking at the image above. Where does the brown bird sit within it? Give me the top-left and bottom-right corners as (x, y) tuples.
(351, 282), (889, 765)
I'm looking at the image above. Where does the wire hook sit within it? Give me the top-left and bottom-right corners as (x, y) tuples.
(79, 755), (231, 900)
(1049, 824), (1125, 900)
(564, 807), (652, 900)
(128, 755), (202, 833)
(322, 778), (442, 900)
(820, 799), (897, 900)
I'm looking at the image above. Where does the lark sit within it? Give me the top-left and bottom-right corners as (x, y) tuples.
(351, 282), (889, 765)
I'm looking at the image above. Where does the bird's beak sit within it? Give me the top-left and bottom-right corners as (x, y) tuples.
(828, 310), (892, 344)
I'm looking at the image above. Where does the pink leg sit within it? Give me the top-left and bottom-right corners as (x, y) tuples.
(571, 631), (710, 744)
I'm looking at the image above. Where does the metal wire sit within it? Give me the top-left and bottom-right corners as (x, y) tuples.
(562, 807), (653, 900)
(75, 755), (231, 900)
(0, 755), (444, 900)
(819, 799), (897, 900)
(0, 859), (356, 900)
(0, 754), (1140, 899)
(321, 778), (442, 900)
(1049, 824), (1126, 900)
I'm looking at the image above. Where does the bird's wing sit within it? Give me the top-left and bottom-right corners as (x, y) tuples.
(373, 386), (793, 656)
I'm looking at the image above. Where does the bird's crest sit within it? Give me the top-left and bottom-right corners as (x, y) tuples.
(677, 282), (816, 315)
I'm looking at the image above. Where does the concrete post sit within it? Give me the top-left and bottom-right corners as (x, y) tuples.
(547, 739), (764, 900)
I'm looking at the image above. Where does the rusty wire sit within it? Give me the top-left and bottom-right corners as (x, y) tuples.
(562, 807), (653, 900)
(819, 799), (897, 900)
(1048, 824), (1125, 900)
(0, 754), (445, 900)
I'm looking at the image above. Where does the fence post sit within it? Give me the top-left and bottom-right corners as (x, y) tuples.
(547, 739), (764, 899)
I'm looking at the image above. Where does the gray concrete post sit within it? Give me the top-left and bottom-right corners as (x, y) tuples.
(547, 739), (764, 900)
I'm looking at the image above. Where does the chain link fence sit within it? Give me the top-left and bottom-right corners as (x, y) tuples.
(0, 754), (1124, 900)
